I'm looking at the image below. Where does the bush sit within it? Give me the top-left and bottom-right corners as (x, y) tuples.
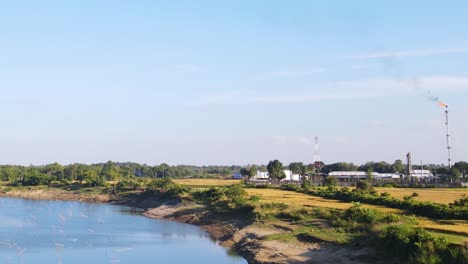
(85, 175), (107, 187)
(412, 192), (419, 197)
(356, 181), (373, 193)
(451, 195), (468, 207)
(250, 195), (261, 202)
(384, 213), (400, 223)
(379, 225), (466, 264)
(301, 180), (312, 190)
(344, 202), (378, 224)
(324, 176), (338, 188)
(254, 202), (288, 220)
(280, 184), (301, 192)
(403, 195), (414, 201)
(381, 192), (391, 197)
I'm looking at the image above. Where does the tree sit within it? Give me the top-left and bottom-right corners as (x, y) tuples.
(324, 176), (338, 188)
(453, 162), (468, 180)
(390, 160), (405, 173)
(249, 165), (258, 179)
(267, 160), (285, 181)
(321, 162), (358, 174)
(288, 162), (304, 174)
(450, 168), (462, 183)
(43, 163), (64, 181)
(366, 168), (374, 181)
(100, 161), (121, 181)
(240, 168), (250, 177)
(358, 161), (391, 173)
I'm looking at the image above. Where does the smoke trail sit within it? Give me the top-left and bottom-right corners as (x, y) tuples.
(380, 57), (447, 107)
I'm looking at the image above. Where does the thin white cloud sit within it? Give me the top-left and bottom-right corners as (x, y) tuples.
(350, 47), (468, 59)
(198, 75), (468, 105)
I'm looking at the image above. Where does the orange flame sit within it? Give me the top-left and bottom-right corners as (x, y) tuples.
(438, 102), (447, 108)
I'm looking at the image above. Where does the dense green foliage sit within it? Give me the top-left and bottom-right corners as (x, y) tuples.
(267, 160), (286, 181)
(0, 162), (251, 186)
(381, 225), (467, 264)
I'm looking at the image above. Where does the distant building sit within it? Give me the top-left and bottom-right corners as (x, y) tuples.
(254, 171), (270, 180)
(328, 171), (402, 183)
(410, 170), (433, 179)
(282, 170), (301, 182)
(232, 172), (243, 179)
(252, 170), (301, 181)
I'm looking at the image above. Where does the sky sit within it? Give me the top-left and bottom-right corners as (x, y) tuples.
(0, 0), (467, 166)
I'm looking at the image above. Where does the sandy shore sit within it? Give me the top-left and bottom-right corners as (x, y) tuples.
(1, 188), (384, 264)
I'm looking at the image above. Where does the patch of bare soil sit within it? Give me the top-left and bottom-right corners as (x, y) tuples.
(1, 188), (110, 203)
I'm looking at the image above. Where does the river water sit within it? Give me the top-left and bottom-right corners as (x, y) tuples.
(0, 198), (247, 264)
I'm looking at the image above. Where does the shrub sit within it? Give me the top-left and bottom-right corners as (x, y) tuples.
(301, 180), (312, 190)
(323, 177), (338, 188)
(280, 184), (301, 192)
(384, 213), (400, 223)
(381, 192), (391, 197)
(254, 202), (288, 220)
(451, 195), (468, 207)
(356, 181), (373, 193)
(403, 195), (414, 201)
(412, 192), (419, 197)
(344, 202), (378, 224)
(84, 175), (106, 187)
(249, 195), (261, 202)
(379, 225), (464, 264)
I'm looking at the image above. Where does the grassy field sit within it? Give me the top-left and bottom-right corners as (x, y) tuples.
(246, 188), (468, 245)
(173, 178), (242, 186)
(246, 188), (402, 213)
(374, 187), (467, 204)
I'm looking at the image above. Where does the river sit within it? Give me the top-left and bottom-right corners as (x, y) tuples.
(0, 197), (247, 264)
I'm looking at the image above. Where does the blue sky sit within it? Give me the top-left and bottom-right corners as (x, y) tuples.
(1, 1), (467, 166)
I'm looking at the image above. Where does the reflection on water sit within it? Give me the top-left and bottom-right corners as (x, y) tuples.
(0, 198), (246, 264)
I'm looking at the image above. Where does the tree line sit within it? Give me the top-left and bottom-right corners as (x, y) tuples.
(0, 161), (247, 186)
(1, 160), (466, 186)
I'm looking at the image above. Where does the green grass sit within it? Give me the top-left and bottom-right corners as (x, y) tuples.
(263, 225), (354, 244)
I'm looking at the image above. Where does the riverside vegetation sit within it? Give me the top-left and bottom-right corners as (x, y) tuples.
(1, 175), (467, 264)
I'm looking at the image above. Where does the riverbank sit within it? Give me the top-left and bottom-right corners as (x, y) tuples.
(0, 186), (381, 264)
(142, 201), (383, 264)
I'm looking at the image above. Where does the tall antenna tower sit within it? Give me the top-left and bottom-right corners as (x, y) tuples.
(444, 105), (452, 168)
(313, 136), (321, 168)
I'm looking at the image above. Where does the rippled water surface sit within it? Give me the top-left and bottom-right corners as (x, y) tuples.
(0, 198), (246, 264)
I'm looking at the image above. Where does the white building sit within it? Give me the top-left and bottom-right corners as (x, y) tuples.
(282, 170), (301, 181)
(253, 170), (301, 181)
(328, 171), (402, 181)
(254, 171), (270, 180)
(410, 170), (433, 179)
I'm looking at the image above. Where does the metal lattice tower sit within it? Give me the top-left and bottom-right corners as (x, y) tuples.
(444, 105), (452, 168)
(313, 136), (321, 166)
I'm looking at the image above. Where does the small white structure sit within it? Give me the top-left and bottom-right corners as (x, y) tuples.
(282, 170), (301, 181)
(410, 170), (433, 179)
(254, 171), (270, 180)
